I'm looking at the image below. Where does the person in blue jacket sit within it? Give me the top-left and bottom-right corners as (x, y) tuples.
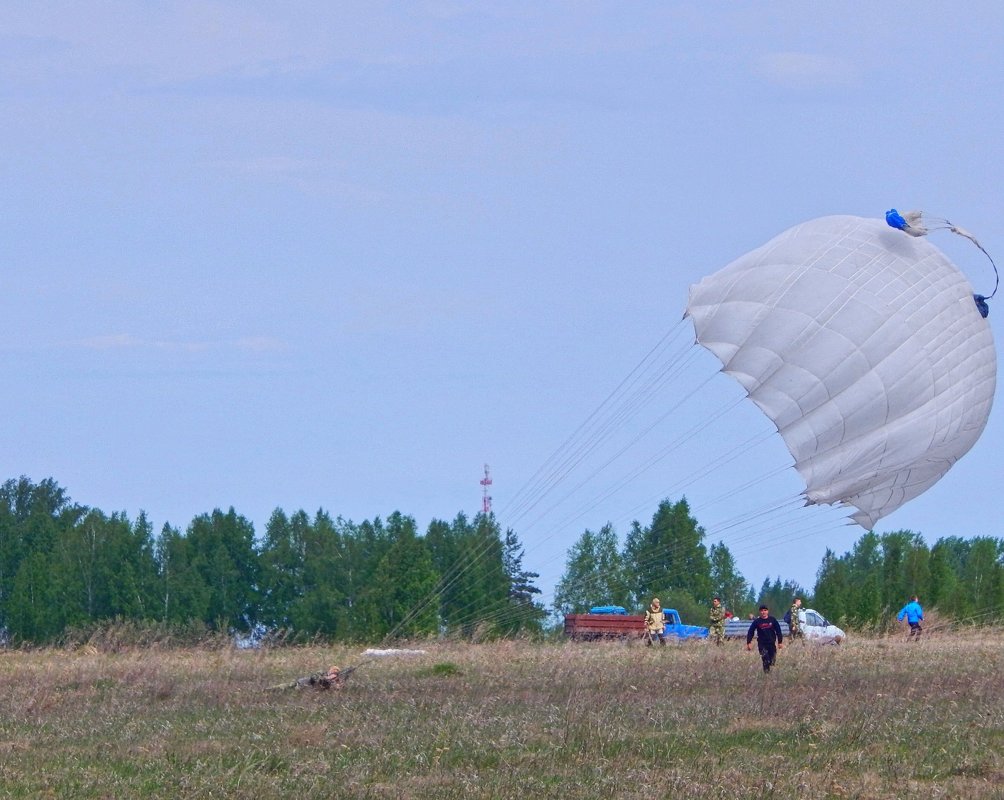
(897, 595), (924, 640)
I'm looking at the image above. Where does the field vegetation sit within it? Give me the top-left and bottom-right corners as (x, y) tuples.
(1, 629), (1002, 799)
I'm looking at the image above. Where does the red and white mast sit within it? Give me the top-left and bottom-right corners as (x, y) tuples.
(480, 464), (493, 514)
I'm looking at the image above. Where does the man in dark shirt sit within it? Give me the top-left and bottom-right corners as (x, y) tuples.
(746, 604), (784, 673)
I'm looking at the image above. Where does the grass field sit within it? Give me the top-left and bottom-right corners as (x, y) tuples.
(1, 631), (1002, 799)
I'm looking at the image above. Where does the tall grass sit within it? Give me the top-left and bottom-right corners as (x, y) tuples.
(0, 631), (1001, 798)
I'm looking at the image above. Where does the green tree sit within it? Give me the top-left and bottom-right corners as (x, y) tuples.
(928, 537), (968, 617)
(708, 541), (753, 617)
(258, 508), (302, 628)
(425, 516), (461, 628)
(500, 526), (546, 634)
(461, 513), (505, 633)
(623, 498), (711, 609)
(901, 537), (931, 608)
(292, 511), (350, 638)
(0, 477), (85, 641)
(52, 509), (159, 625)
(846, 532), (883, 625)
(554, 523), (629, 615)
(461, 514), (512, 636)
(184, 508), (260, 631)
(757, 576), (805, 616)
(964, 537), (1003, 621)
(8, 550), (62, 640)
(424, 513), (515, 638)
(813, 548), (850, 623)
(878, 530), (929, 616)
(339, 516), (393, 638)
(369, 512), (438, 639)
(155, 523), (211, 625)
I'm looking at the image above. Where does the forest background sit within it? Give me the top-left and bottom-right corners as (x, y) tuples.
(2, 475), (1002, 645)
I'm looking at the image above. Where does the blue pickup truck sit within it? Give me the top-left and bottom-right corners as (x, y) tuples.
(563, 606), (709, 640)
(653, 608), (708, 640)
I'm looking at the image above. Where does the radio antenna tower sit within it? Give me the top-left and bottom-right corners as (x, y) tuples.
(480, 464), (493, 514)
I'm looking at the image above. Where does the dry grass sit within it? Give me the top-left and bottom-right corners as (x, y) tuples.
(0, 631), (1002, 799)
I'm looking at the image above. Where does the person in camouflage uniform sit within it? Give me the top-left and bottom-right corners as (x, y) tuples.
(268, 665), (343, 691)
(708, 596), (726, 645)
(298, 666), (342, 689)
(787, 597), (803, 641)
(644, 597), (666, 645)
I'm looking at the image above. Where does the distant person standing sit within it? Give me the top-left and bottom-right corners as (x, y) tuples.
(897, 596), (924, 640)
(644, 597), (666, 646)
(786, 597), (803, 641)
(708, 597), (726, 646)
(746, 605), (784, 673)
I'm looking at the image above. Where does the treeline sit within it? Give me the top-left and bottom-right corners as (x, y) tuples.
(552, 498), (774, 623)
(814, 530), (1004, 629)
(552, 499), (1004, 630)
(6, 476), (1000, 643)
(0, 477), (546, 644)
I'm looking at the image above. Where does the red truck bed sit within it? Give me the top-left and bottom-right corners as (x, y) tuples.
(563, 613), (646, 639)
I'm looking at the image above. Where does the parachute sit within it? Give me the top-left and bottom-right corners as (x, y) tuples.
(685, 215), (996, 529)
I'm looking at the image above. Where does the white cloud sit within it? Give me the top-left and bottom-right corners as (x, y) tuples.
(756, 51), (862, 91)
(234, 336), (286, 354)
(75, 333), (209, 352)
(0, 1), (323, 86)
(72, 333), (284, 354)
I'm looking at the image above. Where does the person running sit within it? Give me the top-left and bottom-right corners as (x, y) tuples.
(897, 595), (924, 640)
(746, 605), (784, 673)
(708, 597), (726, 646)
(644, 597), (666, 645)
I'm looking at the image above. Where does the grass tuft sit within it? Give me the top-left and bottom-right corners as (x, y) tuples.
(416, 662), (463, 678)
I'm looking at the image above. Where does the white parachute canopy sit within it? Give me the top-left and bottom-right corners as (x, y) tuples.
(686, 215), (996, 529)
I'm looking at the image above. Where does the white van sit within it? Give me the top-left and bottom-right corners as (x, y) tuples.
(795, 608), (845, 644)
(724, 608), (845, 643)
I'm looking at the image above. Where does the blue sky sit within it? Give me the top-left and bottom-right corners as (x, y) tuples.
(4, 3), (1003, 607)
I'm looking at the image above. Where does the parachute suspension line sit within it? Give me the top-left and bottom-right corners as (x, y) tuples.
(532, 468), (842, 613)
(682, 464), (808, 547)
(887, 208), (998, 314)
(497, 320), (688, 522)
(675, 502), (853, 598)
(406, 323), (719, 634)
(512, 351), (812, 606)
(515, 360), (783, 579)
(502, 341), (699, 529)
(410, 322), (699, 638)
(610, 423), (780, 532)
(530, 428), (803, 610)
(701, 461), (792, 511)
(710, 496), (824, 542)
(515, 365), (734, 541)
(499, 320), (695, 526)
(721, 511), (851, 569)
(518, 387), (746, 551)
(961, 230), (999, 306)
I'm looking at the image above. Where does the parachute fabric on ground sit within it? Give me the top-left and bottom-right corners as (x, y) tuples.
(686, 215), (996, 529)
